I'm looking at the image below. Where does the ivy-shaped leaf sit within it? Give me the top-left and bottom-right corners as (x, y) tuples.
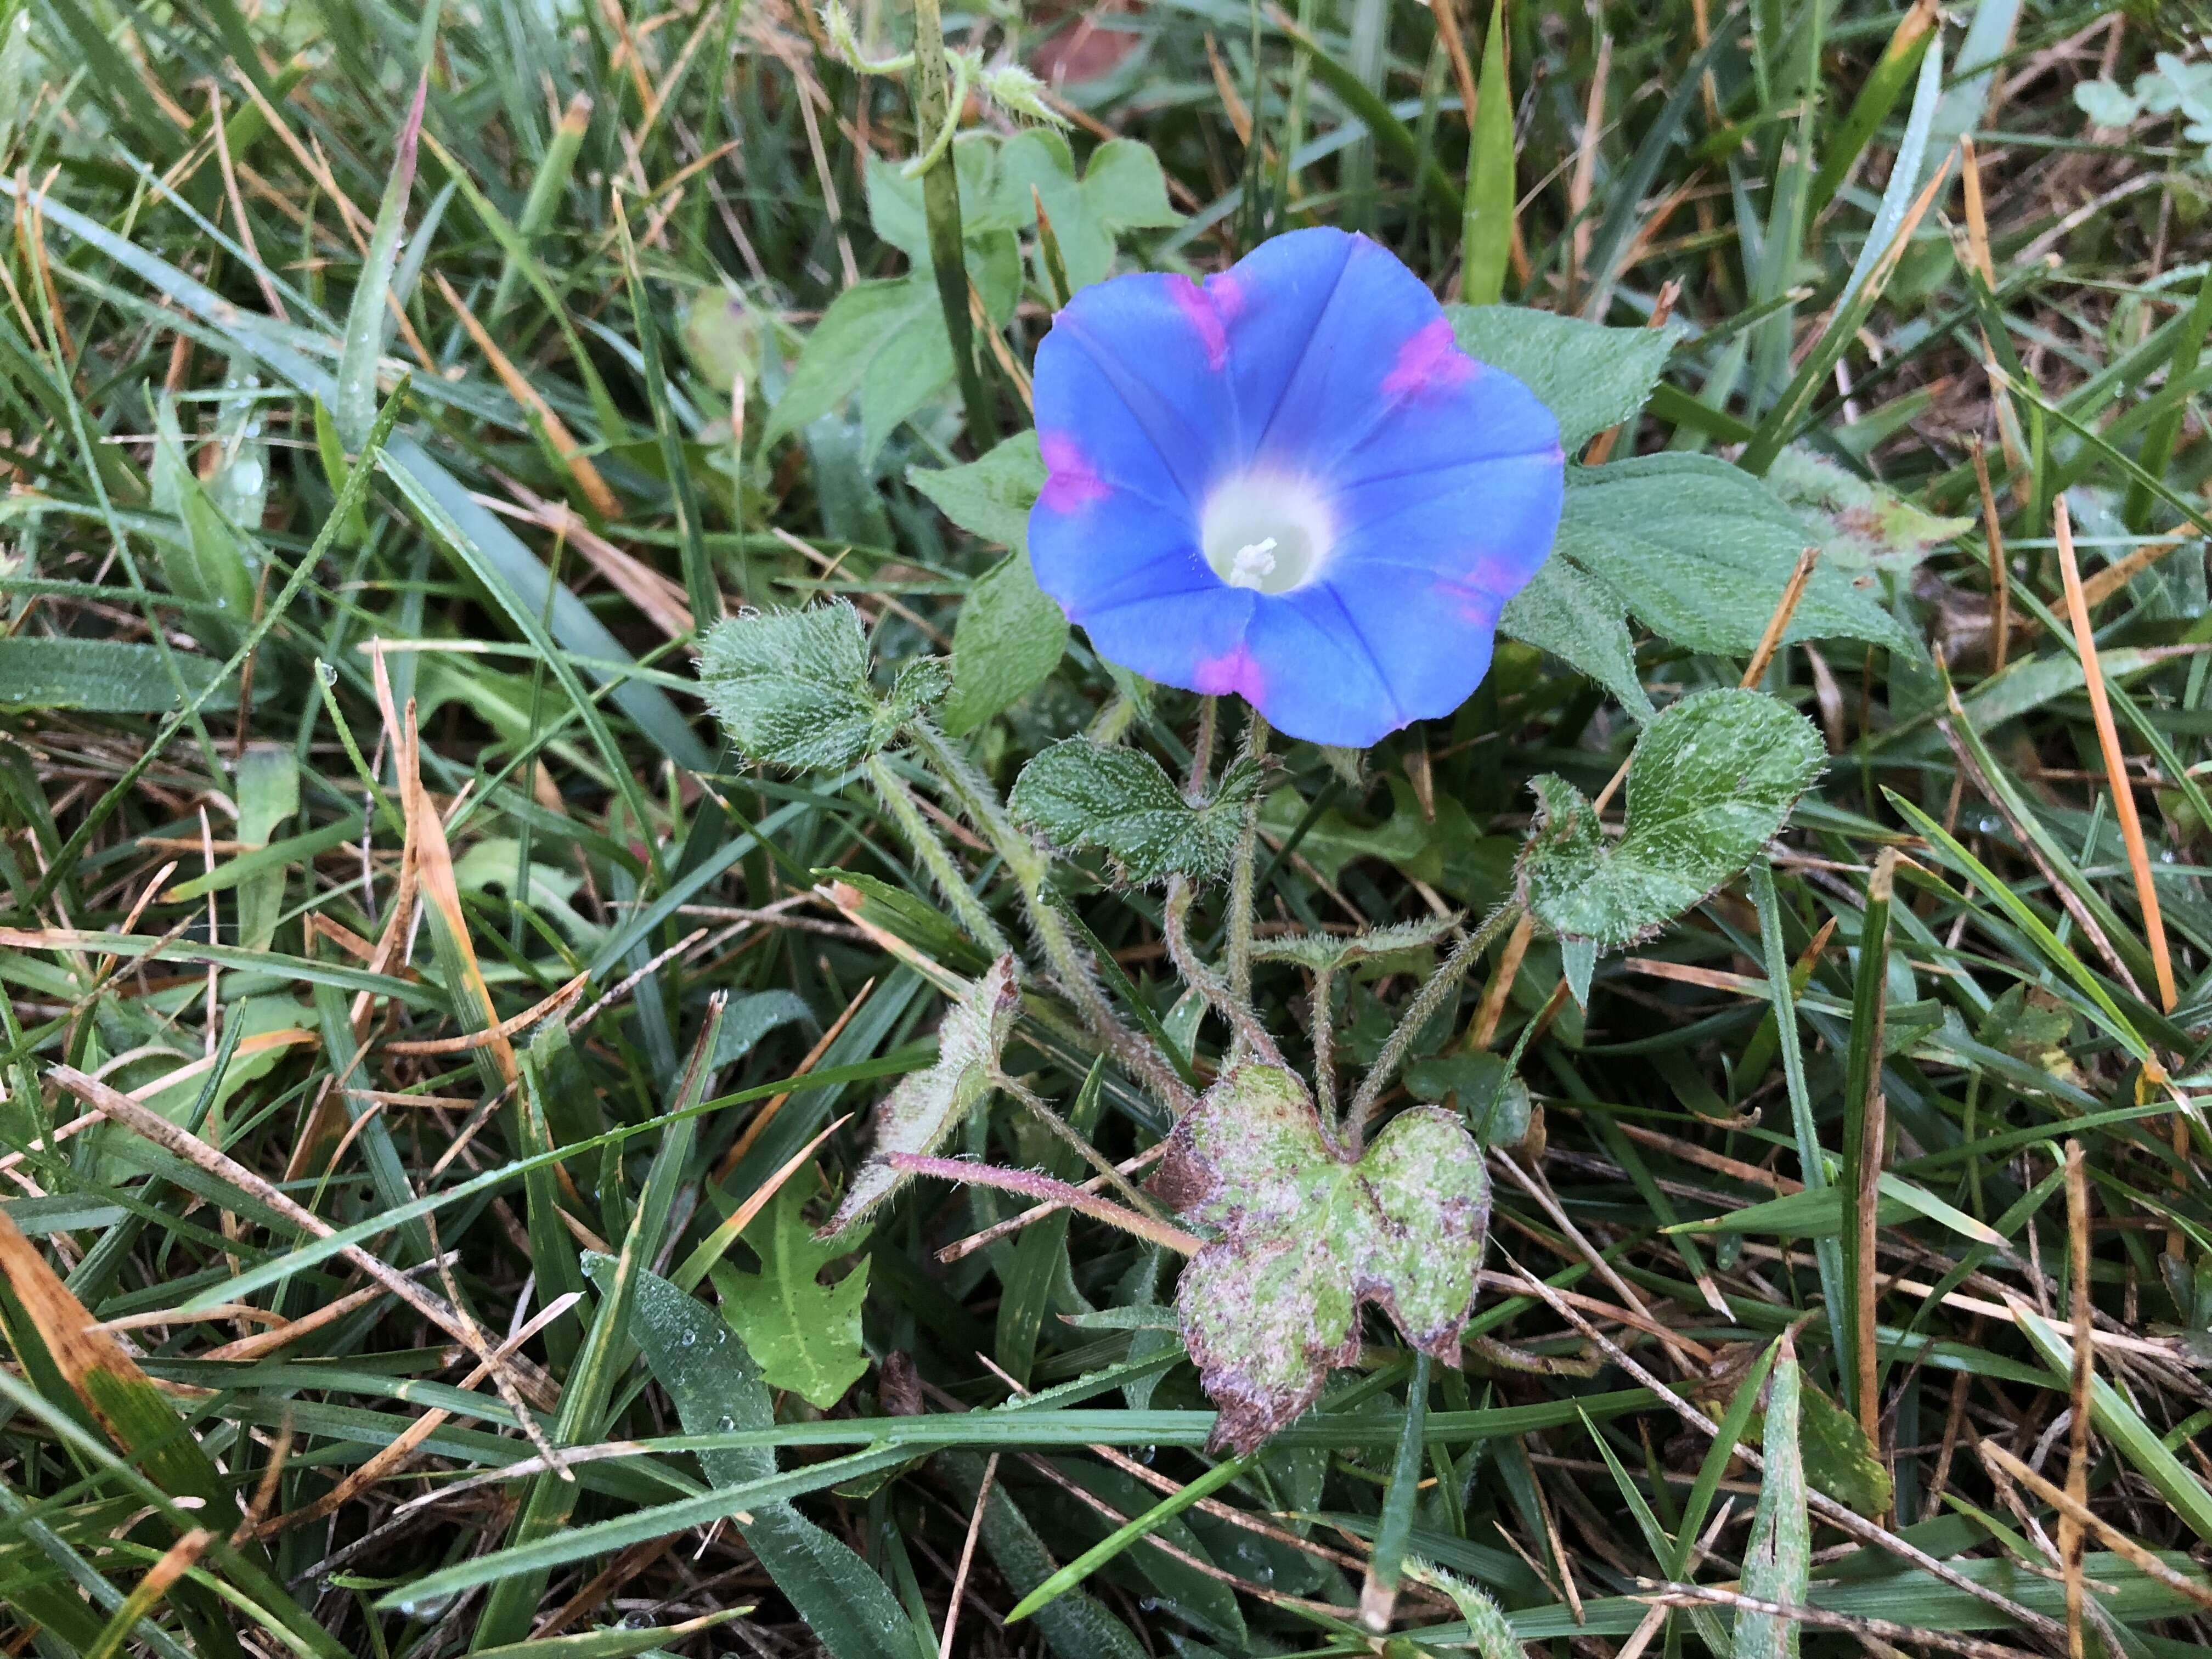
(822, 955), (1018, 1238)
(1446, 304), (1678, 454)
(709, 1181), (871, 1409)
(984, 129), (1180, 292)
(1151, 1065), (1491, 1453)
(1011, 741), (1262, 884)
(1517, 689), (1824, 950)
(1557, 455), (1922, 659)
(697, 601), (936, 771)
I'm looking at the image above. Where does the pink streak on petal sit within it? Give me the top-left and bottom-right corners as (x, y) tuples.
(1380, 318), (1478, 400)
(1434, 567), (1514, 624)
(1171, 275), (1233, 371)
(1192, 642), (1264, 700)
(1038, 432), (1111, 512)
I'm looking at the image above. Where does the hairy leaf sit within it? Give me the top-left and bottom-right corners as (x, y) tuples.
(1499, 554), (1656, 720)
(1557, 455), (1922, 658)
(712, 1182), (871, 1409)
(697, 601), (894, 771)
(1737, 1340), (1810, 1659)
(1250, 915), (1457, 973)
(943, 550), (1067, 735)
(1011, 741), (1262, 883)
(909, 430), (1045, 553)
(1519, 689), (1824, 949)
(1152, 1065), (1491, 1452)
(823, 955), (1018, 1237)
(1447, 304), (1677, 453)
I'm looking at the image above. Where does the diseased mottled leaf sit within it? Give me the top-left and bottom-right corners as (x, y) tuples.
(1518, 689), (1824, 949)
(1152, 1065), (1491, 1452)
(1446, 304), (1677, 453)
(1765, 446), (1971, 573)
(710, 1182), (871, 1410)
(595, 1260), (917, 1659)
(1499, 554), (1656, 721)
(1785, 1381), (1893, 1519)
(1011, 741), (1262, 883)
(984, 129), (1180, 291)
(823, 955), (1018, 1236)
(696, 601), (893, 771)
(1557, 455), (1922, 658)
(943, 550), (1067, 735)
(1736, 1339), (1810, 1659)
(908, 430), (1045, 552)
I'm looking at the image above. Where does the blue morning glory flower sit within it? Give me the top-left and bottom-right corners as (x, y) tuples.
(1027, 227), (1565, 748)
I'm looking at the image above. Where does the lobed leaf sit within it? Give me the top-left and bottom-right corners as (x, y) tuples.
(712, 1181), (871, 1410)
(697, 601), (899, 771)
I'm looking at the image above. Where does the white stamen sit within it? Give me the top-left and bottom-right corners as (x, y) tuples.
(1227, 537), (1279, 589)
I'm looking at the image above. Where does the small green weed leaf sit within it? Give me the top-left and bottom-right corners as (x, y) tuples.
(1404, 1052), (1533, 1149)
(1518, 689), (1824, 949)
(0, 639), (226, 713)
(697, 601), (899, 771)
(2073, 78), (2141, 127)
(233, 744), (297, 953)
(823, 955), (1018, 1237)
(711, 1182), (871, 1409)
(1152, 1065), (1491, 1452)
(150, 391), (257, 647)
(713, 991), (817, 1065)
(1765, 447), (1970, 573)
(987, 129), (1179, 291)
(1404, 1560), (1523, 1659)
(1446, 304), (1677, 453)
(1784, 1381), (1892, 1519)
(1250, 915), (1457, 974)
(1737, 1339), (1810, 1659)
(1012, 741), (1262, 883)
(595, 1260), (916, 1659)
(909, 430), (1045, 552)
(1558, 455), (1921, 658)
(335, 75), (424, 449)
(866, 137), (1004, 264)
(1499, 554), (1656, 721)
(943, 550), (1067, 735)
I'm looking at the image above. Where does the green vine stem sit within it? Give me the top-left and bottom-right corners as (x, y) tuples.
(866, 752), (1011, 958)
(907, 0), (994, 447)
(1346, 900), (1525, 1151)
(1225, 710), (1269, 1008)
(904, 718), (1194, 1113)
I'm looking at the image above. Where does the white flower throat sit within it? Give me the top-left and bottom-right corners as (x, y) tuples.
(1199, 471), (1335, 596)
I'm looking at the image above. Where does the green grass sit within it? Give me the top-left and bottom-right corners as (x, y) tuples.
(4, 1), (2212, 1656)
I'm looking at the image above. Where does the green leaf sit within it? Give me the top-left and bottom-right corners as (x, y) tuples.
(713, 991), (817, 1065)
(150, 390), (257, 650)
(761, 277), (941, 454)
(697, 601), (896, 771)
(1781, 1382), (1892, 1520)
(1517, 688), (1824, 950)
(1257, 788), (1429, 885)
(592, 1261), (917, 1659)
(1250, 916), (1457, 974)
(908, 430), (1045, 552)
(0, 639), (225, 712)
(1155, 1064), (1491, 1452)
(1764, 447), (1970, 574)
(1446, 304), (1676, 453)
(988, 129), (1178, 292)
(1403, 1052), (1533, 1148)
(1557, 455), (1921, 659)
(1498, 555), (1655, 720)
(823, 956), (1018, 1236)
(1736, 1341), (1811, 1659)
(232, 744), (298, 953)
(334, 76), (424, 449)
(1459, 0), (1514, 307)
(1011, 740), (1262, 883)
(942, 550), (1067, 735)
(710, 1182), (871, 1410)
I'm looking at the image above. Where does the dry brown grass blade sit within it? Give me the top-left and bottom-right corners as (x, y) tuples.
(383, 970), (587, 1055)
(2054, 495), (2176, 1012)
(0, 1208), (174, 1429)
(1977, 1439), (2212, 1616)
(487, 477), (692, 639)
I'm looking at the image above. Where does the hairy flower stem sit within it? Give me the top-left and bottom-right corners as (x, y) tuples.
(866, 753), (1010, 958)
(907, 0), (993, 447)
(887, 1153), (1200, 1255)
(1311, 963), (1338, 1130)
(1225, 711), (1269, 1009)
(905, 719), (1192, 1112)
(1346, 901), (1524, 1152)
(994, 1071), (1170, 1221)
(1164, 877), (1282, 1069)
